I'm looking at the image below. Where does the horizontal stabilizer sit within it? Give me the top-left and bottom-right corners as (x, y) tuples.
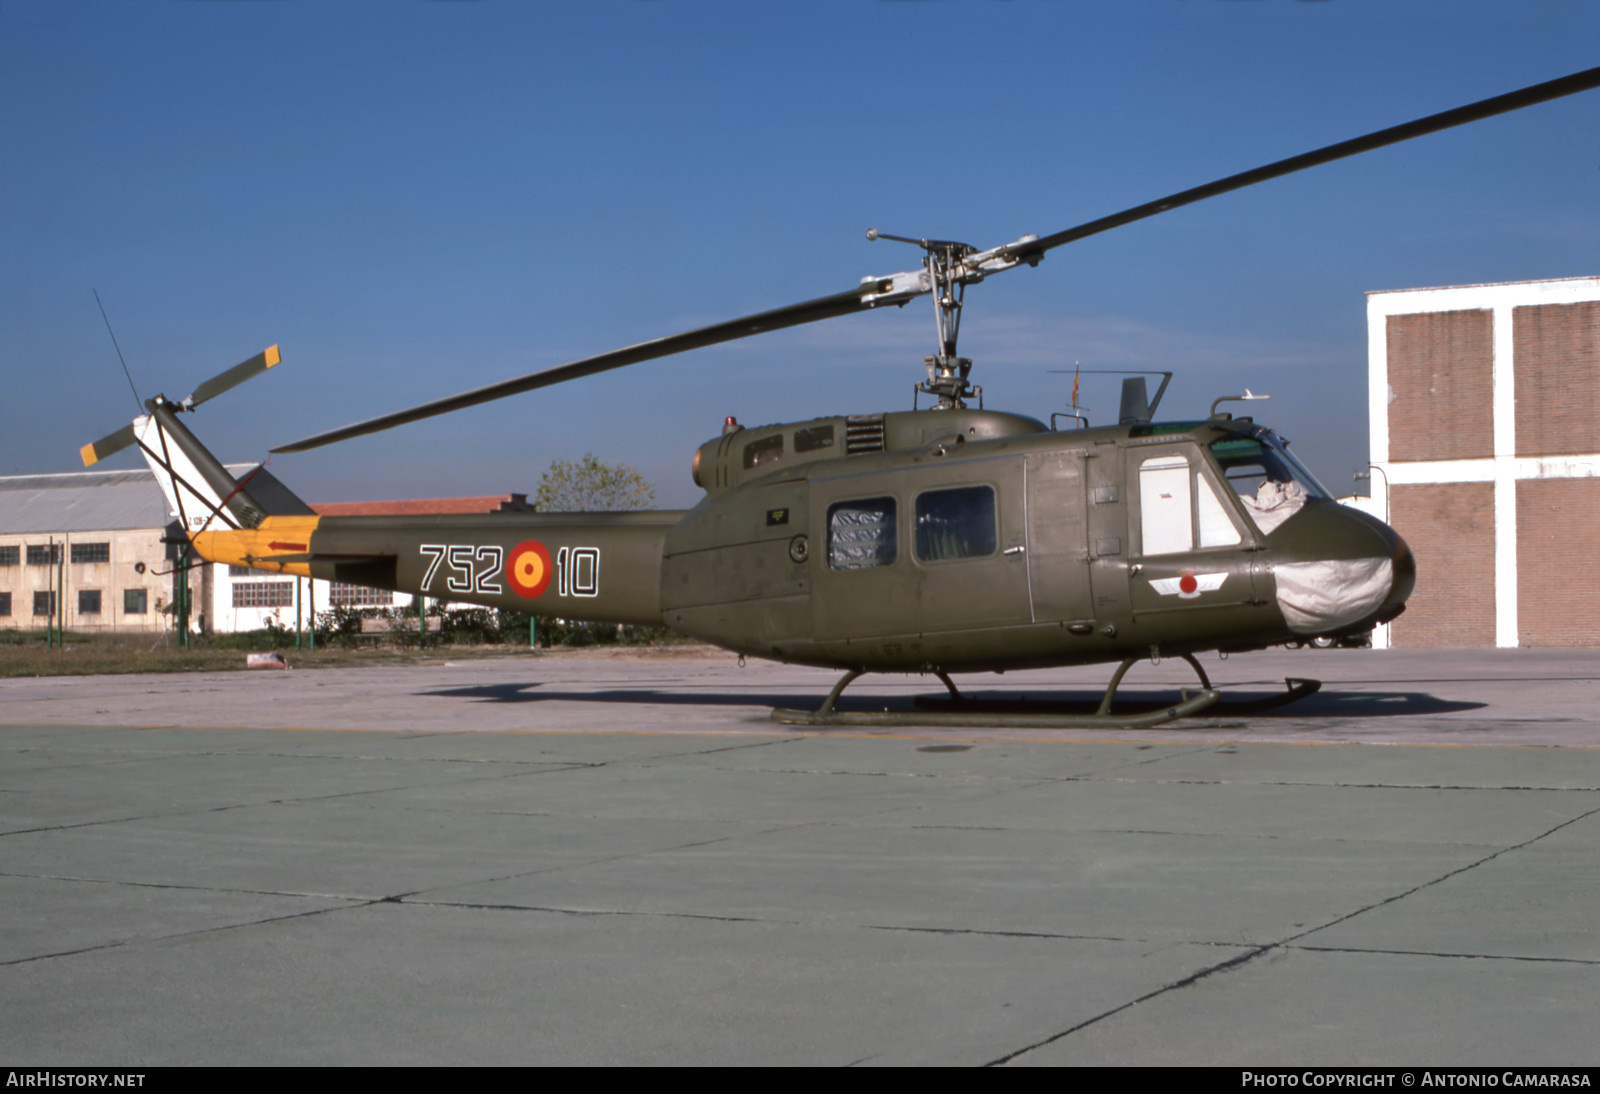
(247, 551), (395, 566)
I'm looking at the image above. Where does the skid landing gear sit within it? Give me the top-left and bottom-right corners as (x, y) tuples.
(770, 654), (1320, 729)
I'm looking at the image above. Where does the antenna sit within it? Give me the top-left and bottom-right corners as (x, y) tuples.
(93, 288), (142, 413)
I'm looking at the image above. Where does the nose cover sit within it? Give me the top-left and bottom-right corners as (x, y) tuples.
(1274, 557), (1393, 635)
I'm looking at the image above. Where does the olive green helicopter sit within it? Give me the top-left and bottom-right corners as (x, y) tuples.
(81, 65), (1600, 727)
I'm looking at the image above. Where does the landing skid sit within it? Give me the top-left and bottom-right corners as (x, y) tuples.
(770, 654), (1320, 729)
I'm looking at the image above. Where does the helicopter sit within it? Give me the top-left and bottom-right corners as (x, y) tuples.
(80, 65), (1600, 727)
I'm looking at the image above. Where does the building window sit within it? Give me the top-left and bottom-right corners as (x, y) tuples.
(0, 592), (10, 616)
(915, 485), (997, 563)
(0, 546), (17, 566)
(124, 588), (148, 615)
(33, 591), (56, 616)
(26, 545), (62, 565)
(827, 496), (897, 571)
(78, 590), (102, 615)
(232, 582), (294, 608)
(70, 542), (110, 564)
(229, 565), (266, 577)
(329, 583), (393, 607)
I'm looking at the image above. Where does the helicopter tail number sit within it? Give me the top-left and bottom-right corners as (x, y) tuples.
(420, 541), (600, 599)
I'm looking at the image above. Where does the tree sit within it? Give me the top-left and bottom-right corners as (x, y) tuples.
(534, 453), (656, 512)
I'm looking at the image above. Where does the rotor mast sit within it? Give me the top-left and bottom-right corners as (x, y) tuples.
(865, 228), (1040, 408)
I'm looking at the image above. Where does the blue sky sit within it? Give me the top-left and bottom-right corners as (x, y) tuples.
(4, 1), (1597, 507)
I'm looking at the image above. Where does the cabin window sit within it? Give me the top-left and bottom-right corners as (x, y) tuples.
(1139, 454), (1241, 555)
(1140, 456), (1194, 555)
(743, 434), (784, 470)
(827, 496), (897, 570)
(915, 485), (997, 562)
(795, 424), (835, 453)
(1196, 474), (1241, 548)
(1210, 433), (1327, 535)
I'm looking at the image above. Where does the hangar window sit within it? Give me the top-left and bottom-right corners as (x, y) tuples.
(124, 589), (148, 615)
(329, 583), (393, 607)
(0, 592), (10, 616)
(78, 590), (101, 615)
(0, 546), (17, 566)
(27, 545), (61, 565)
(232, 582), (293, 608)
(33, 591), (55, 616)
(71, 542), (110, 564)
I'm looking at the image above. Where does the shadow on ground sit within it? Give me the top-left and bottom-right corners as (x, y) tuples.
(417, 681), (1486, 719)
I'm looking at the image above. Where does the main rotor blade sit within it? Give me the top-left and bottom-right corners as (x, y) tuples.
(1010, 64), (1600, 262)
(275, 64), (1600, 455)
(186, 344), (281, 409)
(273, 288), (873, 452)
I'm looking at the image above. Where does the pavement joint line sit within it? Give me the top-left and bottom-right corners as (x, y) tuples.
(386, 820), (825, 902)
(983, 799), (1600, 1066)
(1289, 944), (1600, 967)
(860, 922), (1227, 946)
(1101, 776), (1600, 791)
(983, 940), (1281, 1066)
(0, 778), (516, 837)
(1285, 801), (1600, 947)
(665, 736), (809, 757)
(2, 901), (370, 968)
(0, 869), (374, 904)
(391, 898), (784, 925)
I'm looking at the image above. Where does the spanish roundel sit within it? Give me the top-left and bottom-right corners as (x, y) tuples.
(1149, 571), (1228, 600)
(507, 540), (553, 598)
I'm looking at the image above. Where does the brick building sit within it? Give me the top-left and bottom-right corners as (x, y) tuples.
(1367, 275), (1600, 648)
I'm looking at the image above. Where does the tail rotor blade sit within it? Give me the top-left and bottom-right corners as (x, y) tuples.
(80, 422), (139, 467)
(185, 345), (281, 409)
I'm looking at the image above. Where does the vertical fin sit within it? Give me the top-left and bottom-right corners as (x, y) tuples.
(1118, 377), (1152, 425)
(135, 401), (275, 532)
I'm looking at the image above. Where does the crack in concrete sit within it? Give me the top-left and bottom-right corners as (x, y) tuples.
(1290, 943), (1600, 966)
(2, 901), (364, 967)
(982, 800), (1600, 1066)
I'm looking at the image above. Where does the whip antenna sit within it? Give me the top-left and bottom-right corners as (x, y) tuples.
(93, 287), (142, 412)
